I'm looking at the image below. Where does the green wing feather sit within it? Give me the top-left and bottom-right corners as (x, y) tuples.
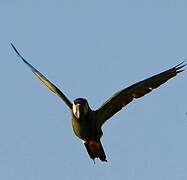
(11, 43), (72, 109)
(95, 62), (186, 125)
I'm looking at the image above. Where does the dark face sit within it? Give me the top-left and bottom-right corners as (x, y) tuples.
(72, 98), (89, 119)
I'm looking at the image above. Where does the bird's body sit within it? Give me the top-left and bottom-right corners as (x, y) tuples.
(11, 43), (186, 162)
(72, 104), (102, 141)
(71, 98), (106, 161)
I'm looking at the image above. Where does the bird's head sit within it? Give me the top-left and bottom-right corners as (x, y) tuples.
(72, 98), (89, 119)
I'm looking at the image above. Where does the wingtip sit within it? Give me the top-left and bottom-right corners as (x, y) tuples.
(10, 42), (15, 49)
(10, 43), (20, 56)
(175, 60), (186, 73)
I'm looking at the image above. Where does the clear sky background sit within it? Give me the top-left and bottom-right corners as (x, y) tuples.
(0, 1), (187, 179)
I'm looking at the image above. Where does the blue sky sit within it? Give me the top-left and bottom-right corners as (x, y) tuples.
(0, 0), (187, 179)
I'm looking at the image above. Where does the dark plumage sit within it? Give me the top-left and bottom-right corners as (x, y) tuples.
(11, 43), (186, 162)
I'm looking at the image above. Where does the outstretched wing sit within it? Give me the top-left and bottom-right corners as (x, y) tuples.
(95, 62), (186, 125)
(11, 43), (72, 109)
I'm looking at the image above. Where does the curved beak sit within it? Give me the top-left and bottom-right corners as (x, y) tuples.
(75, 103), (81, 119)
(73, 103), (83, 119)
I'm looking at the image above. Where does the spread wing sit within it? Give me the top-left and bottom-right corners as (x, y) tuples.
(11, 43), (72, 109)
(95, 62), (186, 125)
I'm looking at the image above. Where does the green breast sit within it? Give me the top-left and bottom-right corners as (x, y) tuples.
(71, 113), (103, 141)
(72, 115), (84, 139)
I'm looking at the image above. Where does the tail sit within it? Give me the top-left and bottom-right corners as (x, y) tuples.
(84, 140), (107, 162)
